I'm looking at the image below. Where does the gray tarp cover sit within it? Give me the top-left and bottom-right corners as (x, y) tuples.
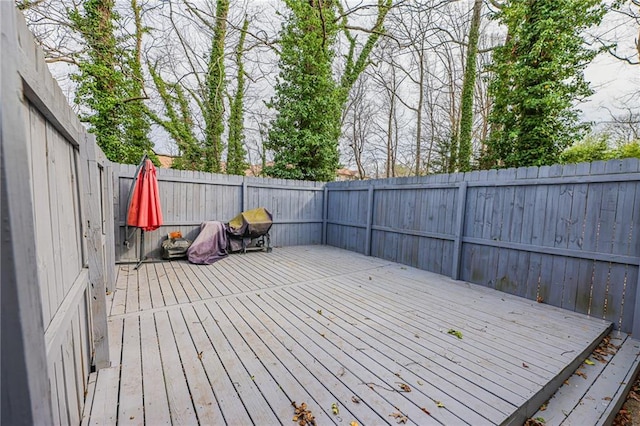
(187, 221), (228, 265)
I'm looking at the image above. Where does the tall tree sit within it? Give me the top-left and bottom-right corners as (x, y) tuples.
(123, 0), (153, 162)
(265, 0), (342, 181)
(266, 0), (391, 181)
(484, 0), (606, 168)
(456, 0), (482, 172)
(68, 0), (153, 164)
(226, 17), (249, 176)
(204, 0), (229, 173)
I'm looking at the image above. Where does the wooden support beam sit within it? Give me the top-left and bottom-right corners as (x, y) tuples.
(322, 186), (328, 245)
(242, 178), (248, 212)
(81, 134), (110, 369)
(451, 182), (468, 280)
(364, 186), (374, 256)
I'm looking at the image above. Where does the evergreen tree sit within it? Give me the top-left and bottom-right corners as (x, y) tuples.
(266, 0), (391, 181)
(265, 1), (342, 181)
(484, 0), (606, 168)
(226, 18), (249, 176)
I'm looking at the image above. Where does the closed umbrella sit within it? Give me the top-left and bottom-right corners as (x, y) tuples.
(125, 156), (163, 269)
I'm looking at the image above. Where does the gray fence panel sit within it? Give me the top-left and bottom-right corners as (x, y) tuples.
(115, 170), (326, 261)
(325, 158), (640, 333)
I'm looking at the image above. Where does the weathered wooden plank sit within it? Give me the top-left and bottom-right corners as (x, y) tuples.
(153, 262), (178, 307)
(62, 326), (81, 425)
(166, 308), (224, 423)
(260, 289), (498, 425)
(87, 367), (120, 425)
(561, 336), (640, 425)
(239, 293), (434, 425)
(220, 298), (338, 424)
(153, 311), (198, 424)
(117, 316), (143, 425)
(28, 105), (55, 325)
(138, 314), (171, 424)
(192, 303), (282, 424)
(80, 372), (98, 426)
(301, 280), (538, 400)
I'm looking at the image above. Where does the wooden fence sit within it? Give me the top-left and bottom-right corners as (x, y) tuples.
(2, 6), (113, 425)
(325, 160), (640, 335)
(114, 165), (325, 262)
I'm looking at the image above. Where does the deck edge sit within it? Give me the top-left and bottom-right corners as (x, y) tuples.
(502, 322), (614, 426)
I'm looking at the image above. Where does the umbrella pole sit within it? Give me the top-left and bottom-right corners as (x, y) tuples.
(134, 229), (145, 270)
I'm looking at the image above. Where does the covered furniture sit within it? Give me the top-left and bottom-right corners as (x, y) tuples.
(226, 207), (273, 253)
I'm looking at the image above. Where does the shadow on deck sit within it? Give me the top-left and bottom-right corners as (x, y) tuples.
(83, 246), (620, 425)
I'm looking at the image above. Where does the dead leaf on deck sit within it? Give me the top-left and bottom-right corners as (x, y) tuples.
(350, 422), (359, 426)
(389, 412), (408, 424)
(522, 362), (529, 368)
(421, 407), (431, 415)
(536, 296), (544, 303)
(398, 383), (411, 392)
(331, 402), (339, 415)
(417, 380), (424, 386)
(197, 351), (203, 360)
(436, 401), (445, 408)
(351, 396), (361, 404)
(317, 309), (323, 315)
(575, 370), (587, 379)
(603, 396), (612, 401)
(291, 401), (316, 426)
(584, 359), (595, 366)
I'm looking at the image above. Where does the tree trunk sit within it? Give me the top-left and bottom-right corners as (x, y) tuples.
(458, 0), (482, 172)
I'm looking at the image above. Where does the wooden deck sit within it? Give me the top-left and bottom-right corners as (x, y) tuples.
(83, 246), (613, 425)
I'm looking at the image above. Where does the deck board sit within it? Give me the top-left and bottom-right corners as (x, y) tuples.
(87, 246), (613, 425)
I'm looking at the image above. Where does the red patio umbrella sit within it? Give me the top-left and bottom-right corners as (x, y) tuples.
(125, 157), (163, 268)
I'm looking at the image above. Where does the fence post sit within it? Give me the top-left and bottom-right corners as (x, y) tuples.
(365, 185), (374, 256)
(322, 186), (328, 245)
(633, 271), (640, 338)
(451, 181), (468, 280)
(242, 178), (248, 212)
(83, 134), (110, 369)
(103, 161), (116, 293)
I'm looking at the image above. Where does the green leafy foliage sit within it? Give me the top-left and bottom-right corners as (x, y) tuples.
(147, 64), (203, 170)
(560, 133), (640, 164)
(266, 0), (391, 182)
(559, 134), (610, 163)
(69, 0), (154, 164)
(226, 17), (249, 176)
(265, 1), (343, 181)
(483, 0), (606, 168)
(612, 141), (640, 159)
(203, 0), (229, 173)
(447, 329), (463, 339)
(456, 0), (483, 172)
